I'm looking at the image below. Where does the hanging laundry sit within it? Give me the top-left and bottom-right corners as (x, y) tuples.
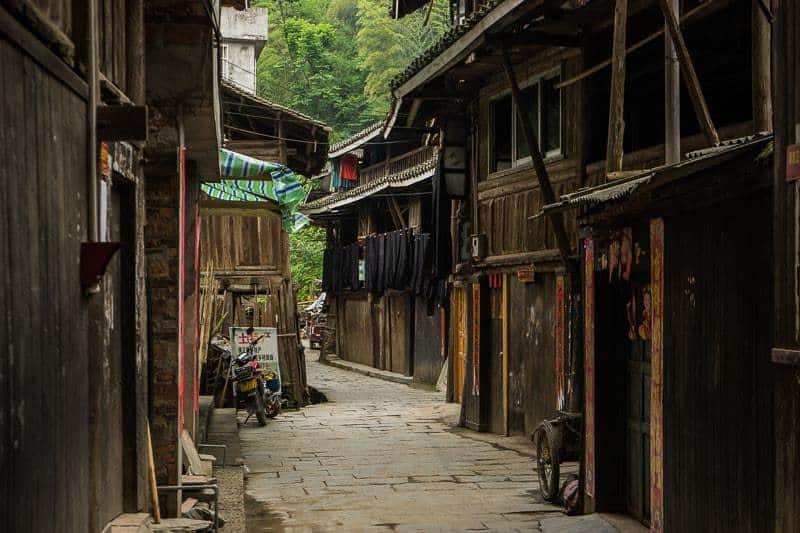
(340, 154), (359, 184)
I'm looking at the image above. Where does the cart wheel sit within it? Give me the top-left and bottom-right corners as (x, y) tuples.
(533, 425), (560, 502)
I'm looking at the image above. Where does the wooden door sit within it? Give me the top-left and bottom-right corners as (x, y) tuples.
(452, 287), (467, 402)
(627, 336), (651, 522)
(624, 225), (652, 524)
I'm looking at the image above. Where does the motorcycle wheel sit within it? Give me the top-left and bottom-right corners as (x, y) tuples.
(533, 425), (560, 502)
(254, 393), (267, 426)
(266, 395), (281, 418)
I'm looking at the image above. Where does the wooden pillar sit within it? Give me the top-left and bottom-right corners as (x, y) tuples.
(606, 0), (628, 174)
(501, 273), (509, 436)
(771, 2), (800, 530)
(582, 238), (596, 511)
(752, 0), (772, 132)
(664, 0), (680, 164)
(125, 0), (145, 105)
(657, 0), (719, 146)
(649, 218), (665, 533)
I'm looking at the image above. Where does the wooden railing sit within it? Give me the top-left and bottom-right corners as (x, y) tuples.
(358, 146), (436, 186)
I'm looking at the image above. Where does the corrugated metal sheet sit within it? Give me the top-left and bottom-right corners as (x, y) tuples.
(543, 133), (773, 215)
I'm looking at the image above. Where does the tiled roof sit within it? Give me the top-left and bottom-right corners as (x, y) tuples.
(389, 0), (501, 91)
(328, 121), (385, 159)
(221, 79), (330, 131)
(302, 151), (438, 215)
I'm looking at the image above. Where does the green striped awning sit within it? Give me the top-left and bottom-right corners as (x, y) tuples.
(202, 149), (310, 233)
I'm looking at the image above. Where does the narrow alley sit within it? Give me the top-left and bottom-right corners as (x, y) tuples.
(240, 352), (596, 532)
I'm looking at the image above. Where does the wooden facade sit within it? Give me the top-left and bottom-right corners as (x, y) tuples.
(0, 1), (150, 530)
(382, 0), (785, 529)
(199, 210), (309, 407)
(579, 144), (774, 531)
(306, 128), (445, 385)
(771, 1), (800, 531)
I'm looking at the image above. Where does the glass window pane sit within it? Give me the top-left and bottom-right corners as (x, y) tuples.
(491, 95), (513, 172)
(542, 74), (562, 154)
(515, 84), (540, 161)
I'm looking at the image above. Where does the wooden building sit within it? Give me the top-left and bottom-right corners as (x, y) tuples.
(771, 1), (800, 531)
(0, 0), (151, 530)
(303, 124), (447, 386)
(391, 0), (778, 529)
(200, 83), (330, 407)
(143, 0), (223, 516)
(549, 135), (774, 530)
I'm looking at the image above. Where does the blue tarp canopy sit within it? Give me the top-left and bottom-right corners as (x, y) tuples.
(202, 149), (310, 233)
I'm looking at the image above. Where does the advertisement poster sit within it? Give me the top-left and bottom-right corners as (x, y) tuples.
(230, 326), (281, 387)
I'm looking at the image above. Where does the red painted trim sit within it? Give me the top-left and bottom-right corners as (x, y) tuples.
(650, 218), (665, 532)
(192, 203), (201, 416)
(471, 282), (481, 396)
(584, 238), (595, 498)
(555, 275), (566, 411)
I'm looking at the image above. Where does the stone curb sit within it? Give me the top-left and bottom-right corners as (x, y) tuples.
(320, 356), (413, 385)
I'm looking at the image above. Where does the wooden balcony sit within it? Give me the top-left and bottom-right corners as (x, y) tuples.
(358, 146), (437, 186)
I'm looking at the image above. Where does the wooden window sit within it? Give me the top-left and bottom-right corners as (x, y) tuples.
(488, 69), (562, 176)
(490, 95), (513, 172)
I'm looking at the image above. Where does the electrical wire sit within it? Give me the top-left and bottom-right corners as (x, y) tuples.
(224, 123), (425, 146)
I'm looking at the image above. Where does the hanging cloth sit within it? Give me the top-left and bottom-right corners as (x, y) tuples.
(340, 154), (359, 183)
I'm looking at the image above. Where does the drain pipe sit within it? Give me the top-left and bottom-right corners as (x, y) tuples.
(86, 0), (99, 243)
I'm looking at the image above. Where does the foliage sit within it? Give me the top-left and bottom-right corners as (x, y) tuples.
(290, 225), (326, 301)
(253, 0), (449, 140)
(356, 0), (450, 112)
(252, 0), (449, 299)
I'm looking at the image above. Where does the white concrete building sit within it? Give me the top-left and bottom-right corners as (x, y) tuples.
(220, 4), (268, 93)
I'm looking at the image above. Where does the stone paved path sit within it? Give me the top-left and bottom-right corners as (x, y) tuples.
(241, 354), (578, 532)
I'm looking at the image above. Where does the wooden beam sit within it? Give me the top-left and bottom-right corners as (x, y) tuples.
(664, 0), (680, 164)
(388, 198), (407, 230)
(502, 273), (509, 436)
(657, 0), (719, 145)
(555, 0), (730, 90)
(606, 0), (628, 174)
(752, 0), (772, 132)
(499, 43), (575, 272)
(503, 30), (583, 49)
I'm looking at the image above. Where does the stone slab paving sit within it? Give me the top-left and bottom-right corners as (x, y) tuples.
(240, 354), (601, 532)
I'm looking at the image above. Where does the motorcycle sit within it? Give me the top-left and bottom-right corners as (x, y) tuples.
(230, 352), (282, 426)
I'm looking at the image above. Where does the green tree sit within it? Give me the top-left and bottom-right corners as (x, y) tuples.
(356, 0), (449, 112)
(290, 225), (326, 301)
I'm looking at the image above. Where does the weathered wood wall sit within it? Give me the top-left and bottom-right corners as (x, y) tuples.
(413, 297), (443, 386)
(506, 274), (557, 436)
(771, 2), (800, 529)
(200, 213), (285, 272)
(340, 295), (374, 367)
(0, 19), (145, 531)
(337, 292), (413, 376)
(98, 0), (129, 90)
(1, 33), (88, 531)
(663, 191), (773, 532)
(386, 294), (411, 375)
